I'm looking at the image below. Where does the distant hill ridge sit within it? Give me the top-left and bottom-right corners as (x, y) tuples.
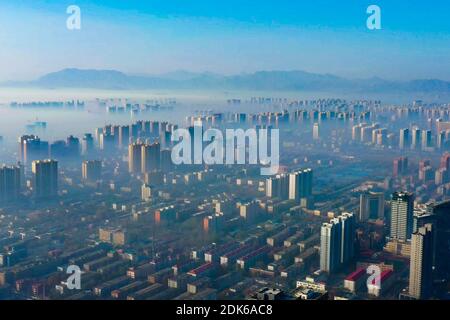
(5, 68), (450, 93)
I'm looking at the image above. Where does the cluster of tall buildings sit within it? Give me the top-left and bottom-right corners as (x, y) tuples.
(356, 186), (450, 299)
(128, 142), (172, 174)
(378, 188), (450, 299)
(1, 98), (449, 301)
(49, 135), (81, 160)
(266, 173), (289, 199)
(3, 144), (61, 201)
(349, 119), (449, 152)
(406, 201), (450, 299)
(414, 153), (450, 186)
(352, 123), (391, 145)
(400, 124), (450, 151)
(19, 134), (85, 164)
(7, 120), (182, 205)
(96, 121), (176, 154)
(266, 169), (313, 204)
(435, 153), (450, 185)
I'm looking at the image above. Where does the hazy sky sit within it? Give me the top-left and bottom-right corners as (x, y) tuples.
(0, 0), (449, 81)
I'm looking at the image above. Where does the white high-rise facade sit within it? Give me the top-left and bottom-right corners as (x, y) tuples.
(320, 212), (355, 273)
(390, 192), (414, 241)
(288, 168), (313, 202)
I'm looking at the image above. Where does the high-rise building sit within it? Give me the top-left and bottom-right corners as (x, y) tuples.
(18, 135), (35, 163)
(188, 122), (203, 164)
(413, 205), (435, 233)
(421, 130), (432, 150)
(141, 142), (160, 173)
(135, 120), (144, 135)
(128, 142), (144, 173)
(151, 122), (160, 137)
(266, 173), (289, 199)
(118, 125), (130, 148)
(103, 125), (112, 135)
(370, 127), (385, 145)
(266, 177), (277, 198)
(430, 201), (450, 280)
(239, 201), (259, 221)
(321, 218), (339, 273)
(111, 125), (120, 146)
(419, 159), (433, 182)
(359, 191), (384, 221)
(435, 168), (449, 185)
(66, 135), (80, 158)
(18, 135), (48, 164)
(31, 159), (58, 199)
(374, 128), (387, 146)
(440, 153), (450, 171)
(399, 128), (410, 149)
(50, 140), (66, 159)
(320, 212), (355, 273)
(340, 212), (356, 265)
(142, 120), (152, 136)
(393, 157), (408, 177)
(82, 160), (102, 182)
(437, 131), (447, 149)
(160, 130), (172, 148)
(0, 165), (21, 203)
(361, 125), (375, 143)
(390, 192), (414, 241)
(411, 128), (421, 150)
(288, 169), (313, 202)
(94, 127), (103, 142)
(409, 224), (434, 299)
(99, 133), (115, 153)
(131, 123), (140, 140)
(160, 149), (173, 172)
(352, 124), (361, 141)
(81, 133), (94, 156)
(313, 123), (320, 141)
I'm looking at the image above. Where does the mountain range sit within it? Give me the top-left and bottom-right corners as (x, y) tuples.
(3, 68), (450, 93)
